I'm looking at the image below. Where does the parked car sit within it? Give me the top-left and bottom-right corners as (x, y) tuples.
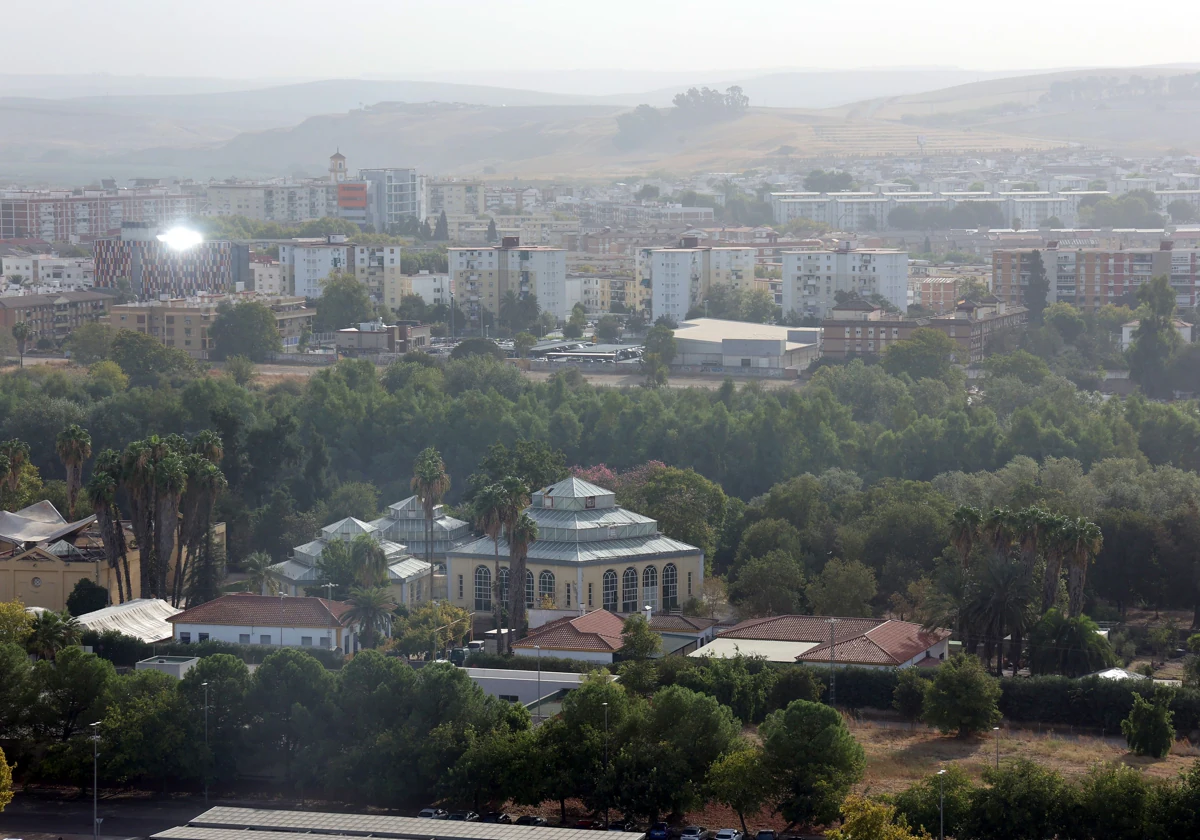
(681, 827), (709, 840)
(753, 831), (775, 840)
(481, 813), (513, 824)
(715, 830), (743, 840)
(448, 812), (479, 822)
(516, 816), (548, 826)
(648, 823), (671, 840)
(417, 808), (448, 820)
(574, 819), (601, 830)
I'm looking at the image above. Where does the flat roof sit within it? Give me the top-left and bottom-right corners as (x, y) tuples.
(674, 318), (817, 349)
(170, 808), (644, 840)
(689, 638), (819, 662)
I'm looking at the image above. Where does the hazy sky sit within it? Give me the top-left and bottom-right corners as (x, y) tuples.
(14, 0), (1200, 79)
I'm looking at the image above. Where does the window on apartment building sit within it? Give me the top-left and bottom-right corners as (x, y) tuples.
(239, 634), (250, 644)
(458, 574), (464, 599)
(179, 632), (191, 643)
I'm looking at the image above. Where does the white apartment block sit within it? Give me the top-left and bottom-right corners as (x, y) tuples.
(408, 271), (453, 307)
(2, 255), (94, 288)
(427, 180), (485, 218)
(448, 240), (568, 327)
(278, 238), (352, 298)
(648, 245), (755, 324)
(781, 247), (909, 318)
(205, 184), (329, 223)
(250, 260), (285, 295)
(352, 244), (403, 297)
(360, 168), (423, 229)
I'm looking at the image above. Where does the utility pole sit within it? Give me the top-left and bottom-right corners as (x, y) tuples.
(202, 682), (210, 805)
(938, 769), (947, 840)
(602, 701), (610, 828)
(90, 721), (102, 840)
(828, 618), (839, 707)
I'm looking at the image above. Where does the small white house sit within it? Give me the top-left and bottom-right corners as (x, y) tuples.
(1121, 319), (1194, 351)
(167, 593), (360, 654)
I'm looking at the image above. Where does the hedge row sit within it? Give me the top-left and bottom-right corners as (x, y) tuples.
(83, 629), (346, 669)
(463, 650), (596, 673)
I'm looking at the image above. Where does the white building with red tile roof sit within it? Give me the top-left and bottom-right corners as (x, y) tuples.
(167, 593), (360, 654)
(693, 614), (950, 669)
(513, 608), (628, 663)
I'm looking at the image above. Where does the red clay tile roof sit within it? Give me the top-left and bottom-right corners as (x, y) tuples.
(514, 609), (626, 653)
(168, 593), (352, 628)
(649, 614), (719, 633)
(719, 615), (950, 667)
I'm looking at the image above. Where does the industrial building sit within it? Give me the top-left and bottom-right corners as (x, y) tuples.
(672, 317), (819, 374)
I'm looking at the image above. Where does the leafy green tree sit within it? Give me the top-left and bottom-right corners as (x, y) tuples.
(730, 549), (807, 616)
(66, 322), (115, 365)
(1027, 609), (1115, 676)
(597, 315), (622, 343)
(0, 745), (11, 812)
(209, 300), (282, 361)
(102, 669), (194, 786)
(708, 745), (773, 833)
(66, 579), (109, 616)
(982, 350), (1050, 385)
(434, 210), (449, 241)
(1121, 685), (1175, 757)
(224, 355), (256, 386)
(620, 613), (661, 659)
(642, 323), (675, 386)
(827, 795), (928, 840)
(759, 699), (866, 828)
(450, 337), (504, 359)
(1167, 199), (1197, 223)
(892, 668), (928, 726)
(623, 465), (726, 559)
(1070, 765), (1155, 840)
(514, 331), (536, 357)
(324, 481), (380, 522)
(806, 558), (877, 617)
(314, 272), (374, 331)
(108, 329), (195, 383)
(893, 765), (974, 838)
(883, 328), (959, 379)
(1129, 274), (1181, 398)
(923, 653), (1001, 738)
(962, 760), (1073, 840)
(179, 654), (251, 782)
(1023, 250), (1050, 324)
(251, 649), (335, 782)
(33, 647), (115, 741)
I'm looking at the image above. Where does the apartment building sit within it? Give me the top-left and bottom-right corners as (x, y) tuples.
(352, 244), (403, 297)
(360, 168), (422, 229)
(250, 258), (285, 295)
(94, 222), (250, 298)
(277, 236), (352, 298)
(427, 179), (485, 218)
(408, 272), (452, 307)
(909, 277), (962, 313)
(992, 241), (1200, 311)
(0, 188), (199, 241)
(106, 294), (314, 359)
(646, 240), (755, 324)
(1, 255), (94, 288)
(0, 290), (114, 344)
(781, 245), (908, 318)
(448, 237), (568, 327)
(204, 184), (329, 223)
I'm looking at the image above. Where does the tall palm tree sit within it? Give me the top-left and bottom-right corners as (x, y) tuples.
(350, 534), (389, 588)
(175, 455), (227, 606)
(345, 585), (395, 649)
(507, 511), (539, 648)
(11, 322), (30, 369)
(411, 448), (450, 602)
(499, 290), (523, 332)
(500, 477), (531, 651)
(86, 449), (130, 604)
(191, 429), (224, 465)
(153, 450), (187, 598)
(949, 506), (982, 567)
(56, 424), (92, 519)
(1040, 514), (1070, 614)
(473, 482), (509, 631)
(0, 439), (30, 494)
(26, 611), (81, 659)
(1062, 517), (1104, 618)
(984, 507), (1019, 557)
(243, 551), (280, 595)
(121, 439), (156, 598)
(1028, 609), (1116, 677)
(969, 556), (1036, 676)
(926, 560), (975, 654)
(1015, 507), (1050, 576)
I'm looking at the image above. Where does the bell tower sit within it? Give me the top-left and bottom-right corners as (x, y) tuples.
(329, 149), (347, 183)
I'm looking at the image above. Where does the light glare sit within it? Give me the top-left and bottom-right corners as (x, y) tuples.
(157, 227), (204, 250)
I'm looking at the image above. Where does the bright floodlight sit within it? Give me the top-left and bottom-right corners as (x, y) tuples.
(157, 227), (204, 250)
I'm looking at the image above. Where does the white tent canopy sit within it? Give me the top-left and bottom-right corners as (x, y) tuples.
(77, 598), (181, 643)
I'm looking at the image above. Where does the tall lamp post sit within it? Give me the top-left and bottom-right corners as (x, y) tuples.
(827, 618), (839, 707)
(993, 726), (1000, 769)
(937, 769), (947, 840)
(202, 681), (210, 805)
(90, 721), (102, 840)
(534, 645), (542, 722)
(602, 701), (610, 828)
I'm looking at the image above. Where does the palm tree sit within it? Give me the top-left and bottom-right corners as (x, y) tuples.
(345, 585), (395, 649)
(507, 512), (539, 647)
(86, 449), (130, 604)
(926, 560), (975, 654)
(1040, 514), (1070, 614)
(350, 534), (389, 588)
(0, 439), (30, 494)
(499, 290), (523, 332)
(1061, 517), (1104, 618)
(153, 450), (187, 598)
(243, 551), (280, 595)
(26, 610), (81, 659)
(984, 507), (1019, 557)
(969, 556), (1036, 675)
(1015, 507), (1050, 576)
(56, 424), (92, 519)
(411, 448), (450, 602)
(121, 439), (156, 598)
(949, 506), (982, 566)
(11, 322), (30, 368)
(500, 476), (531, 652)
(473, 482), (509, 631)
(191, 429), (224, 465)
(175, 454), (227, 606)
(1028, 609), (1116, 677)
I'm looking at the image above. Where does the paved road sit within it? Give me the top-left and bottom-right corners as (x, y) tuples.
(0, 793), (209, 840)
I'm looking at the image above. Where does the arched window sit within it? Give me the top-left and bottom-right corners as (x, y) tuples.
(526, 570), (535, 607)
(662, 563), (678, 611)
(621, 567), (638, 612)
(498, 567), (510, 603)
(602, 570), (618, 611)
(642, 565), (658, 612)
(474, 565), (491, 612)
(539, 570), (556, 606)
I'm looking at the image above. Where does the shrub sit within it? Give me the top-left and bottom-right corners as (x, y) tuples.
(1122, 686), (1175, 757)
(923, 653), (1001, 738)
(893, 668), (929, 725)
(66, 579), (110, 617)
(463, 651), (594, 673)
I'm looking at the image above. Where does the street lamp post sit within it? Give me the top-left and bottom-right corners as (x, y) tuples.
(202, 682), (210, 805)
(90, 721), (101, 840)
(937, 769), (947, 840)
(993, 726), (1000, 769)
(827, 618), (839, 707)
(602, 701), (610, 828)
(535, 645), (541, 722)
